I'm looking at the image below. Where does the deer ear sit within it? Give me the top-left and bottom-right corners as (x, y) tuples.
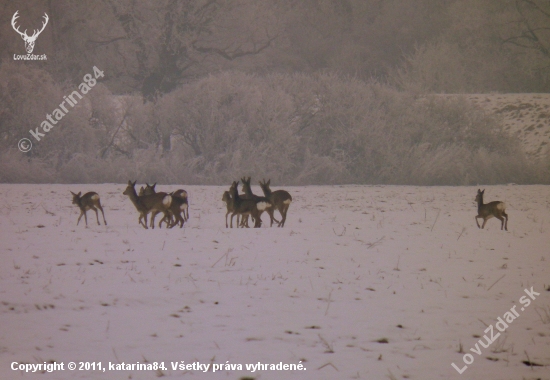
(132, 180), (137, 186)
(267, 179), (271, 185)
(77, 192), (81, 196)
(152, 183), (156, 188)
(70, 191), (76, 196)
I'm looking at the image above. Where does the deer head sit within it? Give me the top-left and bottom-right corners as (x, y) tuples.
(12, 11), (49, 54)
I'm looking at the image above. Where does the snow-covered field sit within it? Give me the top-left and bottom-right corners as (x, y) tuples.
(0, 183), (549, 380)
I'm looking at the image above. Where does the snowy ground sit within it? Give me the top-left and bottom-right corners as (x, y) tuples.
(0, 183), (549, 380)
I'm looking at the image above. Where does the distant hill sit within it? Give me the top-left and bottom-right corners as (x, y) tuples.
(444, 94), (550, 160)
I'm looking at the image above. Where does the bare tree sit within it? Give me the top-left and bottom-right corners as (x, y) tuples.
(502, 0), (550, 60)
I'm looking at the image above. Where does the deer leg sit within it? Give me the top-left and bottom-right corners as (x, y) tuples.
(142, 213), (149, 229)
(280, 204), (290, 227)
(175, 213), (184, 228)
(225, 211), (230, 228)
(159, 214), (166, 228)
(168, 213), (176, 228)
(481, 218), (487, 229)
(139, 215), (145, 229)
(150, 211), (160, 229)
(266, 208), (275, 227)
(168, 213), (175, 228)
(168, 212), (179, 228)
(475, 215), (481, 228)
(495, 215), (504, 230)
(503, 212), (508, 231)
(159, 212), (170, 228)
(164, 212), (174, 228)
(230, 212), (235, 228)
(254, 212), (262, 228)
(97, 203), (107, 225)
(83, 210), (89, 226)
(274, 207), (283, 226)
(77, 211), (84, 226)
(90, 206), (100, 225)
(272, 208), (281, 225)
(256, 211), (263, 228)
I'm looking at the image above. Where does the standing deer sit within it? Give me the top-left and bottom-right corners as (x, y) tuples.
(475, 189), (508, 231)
(159, 190), (188, 228)
(173, 189), (189, 222)
(71, 191), (107, 227)
(222, 190), (237, 228)
(140, 184), (189, 228)
(240, 176), (271, 228)
(123, 181), (172, 229)
(229, 181), (269, 228)
(258, 179), (292, 227)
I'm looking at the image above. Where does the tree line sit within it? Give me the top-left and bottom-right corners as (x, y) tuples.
(0, 0), (549, 184)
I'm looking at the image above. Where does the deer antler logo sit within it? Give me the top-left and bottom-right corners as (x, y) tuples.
(11, 11), (49, 54)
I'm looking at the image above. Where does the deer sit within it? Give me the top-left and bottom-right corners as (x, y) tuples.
(159, 190), (188, 228)
(11, 11), (49, 54)
(222, 190), (238, 228)
(229, 181), (270, 228)
(222, 189), (253, 228)
(138, 183), (157, 196)
(475, 189), (508, 231)
(240, 176), (271, 228)
(173, 189), (189, 222)
(122, 181), (172, 229)
(140, 184), (188, 228)
(258, 179), (292, 227)
(71, 191), (107, 227)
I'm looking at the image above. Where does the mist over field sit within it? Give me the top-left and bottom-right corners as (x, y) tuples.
(0, 0), (549, 185)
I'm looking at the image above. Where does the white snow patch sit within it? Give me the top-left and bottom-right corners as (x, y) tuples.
(0, 184), (549, 379)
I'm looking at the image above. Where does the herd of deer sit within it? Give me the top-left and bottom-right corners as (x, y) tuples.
(221, 177), (292, 228)
(70, 184), (508, 231)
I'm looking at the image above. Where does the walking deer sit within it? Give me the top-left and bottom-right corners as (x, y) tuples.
(123, 181), (172, 229)
(229, 181), (269, 228)
(475, 189), (508, 231)
(71, 191), (107, 227)
(258, 179), (292, 227)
